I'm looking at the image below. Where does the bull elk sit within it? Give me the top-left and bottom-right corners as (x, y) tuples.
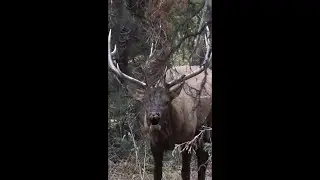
(108, 27), (212, 180)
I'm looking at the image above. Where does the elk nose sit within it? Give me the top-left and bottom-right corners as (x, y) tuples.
(149, 112), (160, 125)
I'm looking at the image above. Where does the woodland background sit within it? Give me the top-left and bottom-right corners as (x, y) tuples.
(108, 0), (212, 179)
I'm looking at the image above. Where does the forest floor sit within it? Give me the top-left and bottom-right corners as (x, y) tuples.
(108, 150), (212, 180)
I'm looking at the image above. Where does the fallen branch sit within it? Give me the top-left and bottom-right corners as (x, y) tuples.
(172, 125), (212, 156)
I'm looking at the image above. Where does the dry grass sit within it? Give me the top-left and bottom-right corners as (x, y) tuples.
(108, 148), (212, 180)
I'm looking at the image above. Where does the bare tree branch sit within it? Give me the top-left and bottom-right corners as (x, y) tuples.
(166, 20), (212, 61)
(172, 2), (205, 40)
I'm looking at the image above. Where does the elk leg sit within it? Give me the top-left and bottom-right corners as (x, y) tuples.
(151, 144), (163, 180)
(196, 143), (209, 180)
(181, 148), (192, 180)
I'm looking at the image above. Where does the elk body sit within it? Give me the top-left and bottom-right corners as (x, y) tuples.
(108, 29), (212, 180)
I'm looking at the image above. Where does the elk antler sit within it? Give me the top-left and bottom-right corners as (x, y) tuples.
(149, 42), (154, 58)
(108, 29), (147, 88)
(165, 25), (212, 88)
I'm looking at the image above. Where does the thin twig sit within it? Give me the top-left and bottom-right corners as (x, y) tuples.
(172, 126), (212, 156)
(166, 21), (212, 61)
(142, 142), (147, 180)
(129, 124), (143, 179)
(172, 2), (206, 40)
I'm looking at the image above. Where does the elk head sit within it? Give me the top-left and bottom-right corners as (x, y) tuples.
(108, 28), (211, 132)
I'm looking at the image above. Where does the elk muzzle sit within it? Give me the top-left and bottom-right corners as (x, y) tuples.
(149, 112), (161, 125)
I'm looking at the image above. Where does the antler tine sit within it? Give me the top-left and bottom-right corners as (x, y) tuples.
(108, 29), (147, 88)
(149, 42), (154, 58)
(111, 44), (117, 56)
(108, 30), (121, 77)
(202, 26), (211, 66)
(166, 25), (212, 88)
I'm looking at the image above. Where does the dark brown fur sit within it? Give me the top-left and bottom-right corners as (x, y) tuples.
(134, 66), (212, 180)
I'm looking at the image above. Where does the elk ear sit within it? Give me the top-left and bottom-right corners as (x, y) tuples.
(131, 88), (145, 102)
(169, 82), (184, 99)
